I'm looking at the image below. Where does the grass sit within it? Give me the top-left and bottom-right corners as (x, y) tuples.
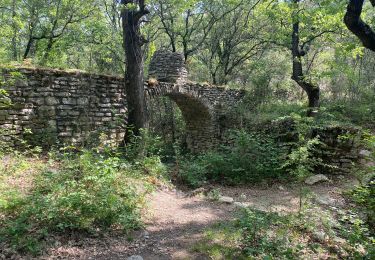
(193, 204), (375, 259)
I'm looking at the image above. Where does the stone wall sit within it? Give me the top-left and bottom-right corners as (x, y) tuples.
(145, 82), (245, 151)
(0, 67), (245, 151)
(0, 67), (127, 148)
(1, 66), (363, 173)
(313, 125), (363, 175)
(269, 118), (363, 175)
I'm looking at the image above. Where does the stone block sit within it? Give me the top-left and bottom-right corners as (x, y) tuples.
(38, 106), (56, 117)
(45, 97), (59, 105)
(62, 98), (77, 105)
(28, 97), (44, 105)
(77, 97), (89, 106)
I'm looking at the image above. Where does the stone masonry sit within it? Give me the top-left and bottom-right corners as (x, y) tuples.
(0, 66), (244, 151)
(148, 51), (188, 84)
(0, 67), (127, 148)
(0, 50), (366, 172)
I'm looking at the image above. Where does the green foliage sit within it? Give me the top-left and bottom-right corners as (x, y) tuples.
(238, 209), (299, 259)
(196, 204), (374, 259)
(349, 183), (375, 231)
(207, 188), (221, 201)
(280, 114), (326, 181)
(348, 132), (375, 231)
(0, 149), (163, 255)
(179, 130), (286, 187)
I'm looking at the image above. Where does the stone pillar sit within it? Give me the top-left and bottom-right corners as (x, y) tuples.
(148, 51), (188, 84)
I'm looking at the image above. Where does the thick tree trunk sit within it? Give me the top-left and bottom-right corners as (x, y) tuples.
(24, 37), (33, 60)
(291, 0), (319, 116)
(344, 0), (375, 52)
(121, 0), (149, 143)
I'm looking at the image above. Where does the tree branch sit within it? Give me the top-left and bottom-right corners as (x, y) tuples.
(344, 0), (375, 51)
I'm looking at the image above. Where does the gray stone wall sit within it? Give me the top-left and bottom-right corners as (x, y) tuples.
(0, 67), (127, 148)
(0, 67), (244, 151)
(145, 82), (245, 151)
(0, 66), (363, 174)
(269, 119), (363, 175)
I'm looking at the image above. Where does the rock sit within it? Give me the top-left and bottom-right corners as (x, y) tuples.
(305, 174), (329, 185)
(186, 187), (206, 197)
(218, 196), (234, 204)
(359, 149), (371, 157)
(239, 193), (247, 200)
(312, 231), (327, 243)
(234, 202), (249, 208)
(332, 237), (346, 244)
(127, 255), (143, 260)
(315, 196), (336, 206)
(278, 185), (285, 191)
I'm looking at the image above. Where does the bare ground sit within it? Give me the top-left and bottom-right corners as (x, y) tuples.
(34, 176), (358, 260)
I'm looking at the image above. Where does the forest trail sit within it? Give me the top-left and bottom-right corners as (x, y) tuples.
(41, 176), (357, 260)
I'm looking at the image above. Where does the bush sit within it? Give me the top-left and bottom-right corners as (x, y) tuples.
(0, 150), (156, 255)
(238, 209), (298, 258)
(178, 130), (286, 187)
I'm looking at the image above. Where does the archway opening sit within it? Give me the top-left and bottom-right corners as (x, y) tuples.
(147, 92), (216, 155)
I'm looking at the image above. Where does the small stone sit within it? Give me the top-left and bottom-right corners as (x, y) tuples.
(315, 195), (336, 206)
(127, 255), (143, 260)
(333, 237), (346, 244)
(305, 174), (329, 185)
(45, 97), (59, 105)
(312, 231), (327, 242)
(359, 149), (371, 157)
(234, 202), (249, 208)
(278, 185), (285, 191)
(218, 196), (234, 204)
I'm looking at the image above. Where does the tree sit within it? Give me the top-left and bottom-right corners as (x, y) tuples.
(344, 0), (375, 52)
(198, 0), (265, 85)
(22, 0), (95, 63)
(121, 0), (149, 141)
(284, 0), (343, 116)
(291, 0), (320, 116)
(152, 0), (241, 62)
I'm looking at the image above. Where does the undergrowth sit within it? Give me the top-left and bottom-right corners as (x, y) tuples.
(0, 148), (166, 255)
(194, 205), (375, 259)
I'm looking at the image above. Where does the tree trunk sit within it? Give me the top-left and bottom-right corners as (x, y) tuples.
(24, 37), (33, 60)
(291, 0), (319, 116)
(121, 0), (149, 143)
(42, 38), (54, 64)
(344, 0), (375, 52)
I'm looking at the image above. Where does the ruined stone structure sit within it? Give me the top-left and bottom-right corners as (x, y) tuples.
(0, 66), (244, 151)
(0, 68), (127, 148)
(148, 51), (188, 84)
(145, 82), (244, 151)
(0, 51), (365, 174)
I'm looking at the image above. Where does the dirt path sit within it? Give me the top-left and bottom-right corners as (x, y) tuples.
(41, 177), (358, 259)
(42, 188), (235, 260)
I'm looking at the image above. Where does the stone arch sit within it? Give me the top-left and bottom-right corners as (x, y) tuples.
(145, 84), (218, 152)
(165, 92), (217, 152)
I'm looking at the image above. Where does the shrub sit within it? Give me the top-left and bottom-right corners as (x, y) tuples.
(0, 150), (153, 255)
(178, 130), (286, 187)
(349, 132), (375, 231)
(238, 209), (298, 258)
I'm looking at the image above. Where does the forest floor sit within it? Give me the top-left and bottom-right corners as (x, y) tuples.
(38, 176), (359, 260)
